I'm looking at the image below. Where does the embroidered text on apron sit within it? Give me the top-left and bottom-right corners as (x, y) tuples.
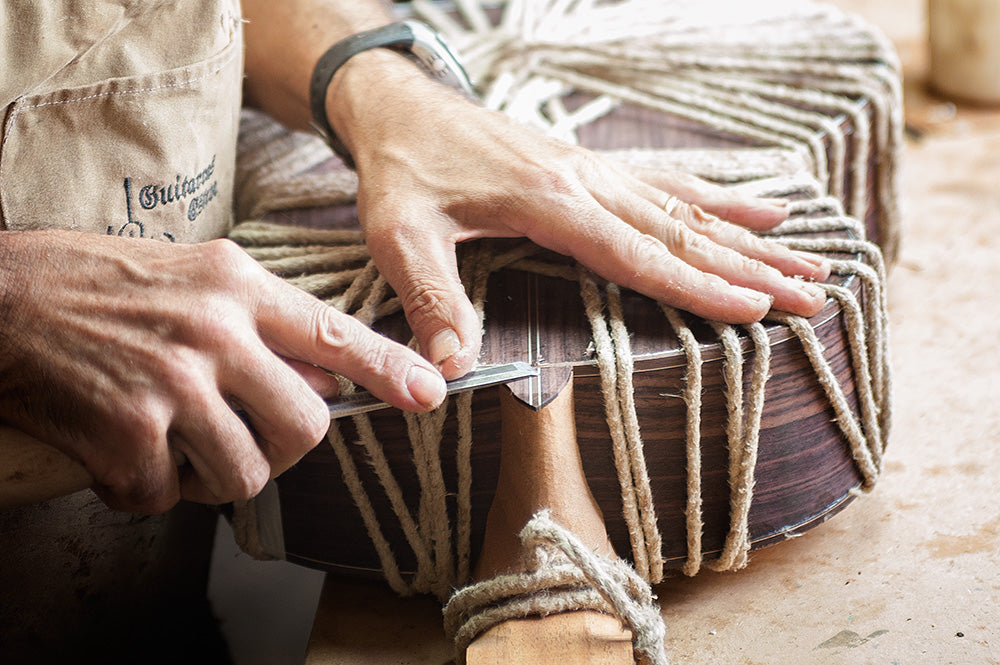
(0, 0), (243, 243)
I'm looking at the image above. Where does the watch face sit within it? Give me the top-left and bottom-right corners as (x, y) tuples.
(404, 20), (476, 97)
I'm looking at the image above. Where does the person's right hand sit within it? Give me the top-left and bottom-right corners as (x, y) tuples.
(0, 230), (446, 513)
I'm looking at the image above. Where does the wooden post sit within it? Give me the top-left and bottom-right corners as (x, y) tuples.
(466, 380), (634, 665)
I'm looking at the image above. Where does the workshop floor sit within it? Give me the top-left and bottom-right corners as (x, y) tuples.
(208, 0), (1000, 662)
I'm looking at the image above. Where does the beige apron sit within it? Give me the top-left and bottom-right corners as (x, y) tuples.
(0, 1), (244, 657)
(0, 0), (243, 242)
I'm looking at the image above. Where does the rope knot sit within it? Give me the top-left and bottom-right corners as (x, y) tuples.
(442, 510), (669, 665)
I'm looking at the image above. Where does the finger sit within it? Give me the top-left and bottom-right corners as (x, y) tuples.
(524, 194), (773, 323)
(623, 164), (790, 231)
(623, 176), (830, 282)
(222, 340), (331, 478)
(674, 204), (831, 282)
(253, 273), (448, 410)
(362, 207), (484, 381)
(172, 396), (270, 505)
(591, 187), (826, 317)
(284, 358), (341, 400)
(83, 409), (181, 514)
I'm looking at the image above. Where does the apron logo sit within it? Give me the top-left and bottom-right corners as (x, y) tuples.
(110, 156), (218, 240)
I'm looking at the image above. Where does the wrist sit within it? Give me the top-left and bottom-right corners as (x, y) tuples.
(310, 20), (475, 168)
(0, 232), (25, 331)
(324, 48), (432, 166)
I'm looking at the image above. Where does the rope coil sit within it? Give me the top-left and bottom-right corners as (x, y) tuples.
(442, 510), (670, 665)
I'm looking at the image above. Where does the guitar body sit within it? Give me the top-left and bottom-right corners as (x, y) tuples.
(277, 285), (866, 576)
(259, 101), (885, 580)
(230, 0), (899, 588)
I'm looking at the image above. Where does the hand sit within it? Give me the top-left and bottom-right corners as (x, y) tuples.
(333, 56), (830, 380)
(0, 231), (446, 512)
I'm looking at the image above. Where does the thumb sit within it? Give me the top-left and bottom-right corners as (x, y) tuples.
(364, 216), (483, 380)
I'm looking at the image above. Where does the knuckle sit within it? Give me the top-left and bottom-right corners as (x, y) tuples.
(740, 255), (780, 279)
(357, 341), (397, 383)
(744, 233), (782, 258)
(313, 306), (359, 354)
(312, 307), (402, 381)
(229, 461), (269, 502)
(200, 239), (258, 290)
(402, 276), (455, 329)
(672, 223), (728, 262)
(283, 395), (331, 449)
(100, 464), (177, 514)
(715, 248), (776, 282)
(203, 237), (250, 266)
(300, 400), (332, 444)
(115, 398), (168, 450)
(519, 156), (582, 198)
(659, 220), (697, 255)
(158, 355), (214, 408)
(191, 303), (247, 346)
(361, 216), (409, 253)
(619, 232), (668, 268)
(164, 290), (249, 351)
(682, 205), (720, 233)
(98, 406), (180, 513)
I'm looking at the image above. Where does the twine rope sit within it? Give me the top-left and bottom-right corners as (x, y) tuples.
(228, 170), (890, 631)
(230, 164), (891, 659)
(410, 0), (902, 264)
(442, 510), (670, 665)
(229, 1), (898, 661)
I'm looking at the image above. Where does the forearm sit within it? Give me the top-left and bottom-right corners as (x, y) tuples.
(242, 0), (405, 133)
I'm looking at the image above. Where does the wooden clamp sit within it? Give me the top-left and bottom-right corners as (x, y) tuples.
(466, 380), (635, 665)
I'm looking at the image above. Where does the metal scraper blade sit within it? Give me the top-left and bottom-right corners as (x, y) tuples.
(327, 361), (538, 419)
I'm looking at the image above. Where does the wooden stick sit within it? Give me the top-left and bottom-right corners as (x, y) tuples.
(466, 612), (632, 665)
(0, 426), (91, 509)
(467, 380), (632, 665)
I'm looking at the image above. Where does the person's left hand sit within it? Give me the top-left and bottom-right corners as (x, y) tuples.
(331, 52), (830, 380)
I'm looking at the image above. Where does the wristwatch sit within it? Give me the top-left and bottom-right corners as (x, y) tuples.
(309, 20), (475, 168)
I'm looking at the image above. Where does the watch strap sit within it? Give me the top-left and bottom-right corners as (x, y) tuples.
(308, 20), (470, 169)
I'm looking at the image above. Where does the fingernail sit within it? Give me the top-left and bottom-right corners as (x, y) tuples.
(406, 364), (446, 409)
(428, 328), (462, 366)
(800, 282), (827, 303)
(739, 287), (773, 309)
(793, 250), (828, 267)
(762, 197), (789, 209)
